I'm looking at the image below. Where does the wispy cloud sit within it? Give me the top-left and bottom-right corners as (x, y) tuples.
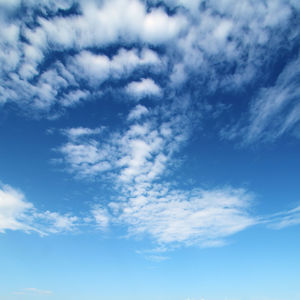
(0, 184), (80, 235)
(222, 54), (300, 144)
(62, 127), (104, 141)
(266, 206), (300, 229)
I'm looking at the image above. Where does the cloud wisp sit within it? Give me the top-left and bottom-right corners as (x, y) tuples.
(222, 53), (300, 144)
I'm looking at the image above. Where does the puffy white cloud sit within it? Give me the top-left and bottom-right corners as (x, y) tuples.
(69, 51), (110, 85)
(0, 45), (162, 112)
(126, 78), (161, 100)
(142, 8), (187, 44)
(69, 48), (162, 88)
(1, 0), (297, 117)
(25, 0), (187, 50)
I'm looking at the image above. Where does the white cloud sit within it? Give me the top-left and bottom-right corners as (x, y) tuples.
(60, 89), (91, 107)
(126, 78), (161, 100)
(0, 184), (80, 235)
(25, 0), (187, 50)
(128, 105), (149, 121)
(142, 8), (187, 44)
(244, 54), (300, 142)
(68, 48), (162, 90)
(56, 109), (257, 247)
(0, 184), (34, 233)
(1, 0), (297, 117)
(91, 205), (110, 230)
(69, 51), (110, 86)
(267, 206), (300, 229)
(222, 53), (300, 143)
(113, 186), (256, 246)
(62, 126), (103, 140)
(1, 0), (300, 250)
(33, 211), (79, 234)
(59, 140), (114, 178)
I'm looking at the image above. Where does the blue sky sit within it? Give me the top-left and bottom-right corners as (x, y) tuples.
(1, 0), (300, 299)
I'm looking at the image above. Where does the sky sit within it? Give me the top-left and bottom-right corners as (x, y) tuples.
(0, 0), (300, 299)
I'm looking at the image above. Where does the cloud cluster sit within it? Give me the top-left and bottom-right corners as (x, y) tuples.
(1, 0), (298, 120)
(56, 102), (257, 247)
(1, 0), (300, 250)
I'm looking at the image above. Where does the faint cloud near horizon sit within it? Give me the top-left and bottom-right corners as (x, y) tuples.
(13, 288), (53, 296)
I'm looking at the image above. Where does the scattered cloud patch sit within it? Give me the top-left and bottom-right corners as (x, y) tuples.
(62, 127), (104, 141)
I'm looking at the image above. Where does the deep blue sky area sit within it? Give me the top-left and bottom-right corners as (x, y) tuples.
(1, 1), (300, 300)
